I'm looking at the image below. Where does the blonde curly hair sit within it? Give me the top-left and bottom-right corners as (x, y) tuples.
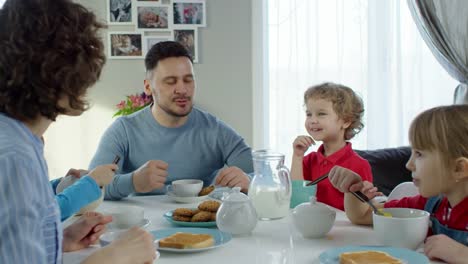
(304, 82), (364, 140)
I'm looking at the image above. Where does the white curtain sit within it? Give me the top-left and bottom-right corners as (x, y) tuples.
(268, 0), (457, 166)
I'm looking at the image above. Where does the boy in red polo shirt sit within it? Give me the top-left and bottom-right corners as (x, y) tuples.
(291, 82), (374, 210)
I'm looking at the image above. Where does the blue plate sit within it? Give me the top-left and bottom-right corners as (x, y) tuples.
(163, 209), (217, 227)
(319, 246), (429, 264)
(151, 227), (232, 253)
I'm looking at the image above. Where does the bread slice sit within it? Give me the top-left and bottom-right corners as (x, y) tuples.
(159, 232), (215, 249)
(339, 250), (403, 264)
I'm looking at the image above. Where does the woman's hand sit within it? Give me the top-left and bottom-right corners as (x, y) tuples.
(62, 212), (112, 252)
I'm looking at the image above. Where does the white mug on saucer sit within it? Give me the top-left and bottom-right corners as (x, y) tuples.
(103, 205), (145, 229)
(166, 179), (203, 197)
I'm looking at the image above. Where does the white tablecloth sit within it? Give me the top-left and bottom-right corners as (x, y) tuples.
(63, 195), (442, 264)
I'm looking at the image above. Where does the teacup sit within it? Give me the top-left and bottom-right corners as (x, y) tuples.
(103, 205), (145, 229)
(167, 179), (203, 197)
(290, 180), (317, 208)
(373, 208), (429, 249)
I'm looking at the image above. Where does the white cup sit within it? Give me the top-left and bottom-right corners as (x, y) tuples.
(373, 208), (429, 249)
(167, 179), (203, 197)
(104, 205), (145, 229)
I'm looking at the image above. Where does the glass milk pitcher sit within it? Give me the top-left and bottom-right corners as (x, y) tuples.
(248, 150), (292, 220)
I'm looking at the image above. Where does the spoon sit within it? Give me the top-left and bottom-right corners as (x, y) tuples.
(351, 191), (389, 216)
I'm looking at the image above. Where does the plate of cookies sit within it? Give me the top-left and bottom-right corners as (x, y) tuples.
(163, 200), (221, 227)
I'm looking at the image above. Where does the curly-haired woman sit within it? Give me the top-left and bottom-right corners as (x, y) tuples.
(0, 0), (155, 263)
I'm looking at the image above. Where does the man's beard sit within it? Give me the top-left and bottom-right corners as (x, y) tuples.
(157, 100), (193, 117)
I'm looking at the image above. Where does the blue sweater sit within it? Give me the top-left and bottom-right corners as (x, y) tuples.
(90, 106), (253, 200)
(51, 175), (101, 221)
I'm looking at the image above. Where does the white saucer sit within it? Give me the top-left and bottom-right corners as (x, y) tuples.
(167, 191), (208, 203)
(108, 218), (151, 230)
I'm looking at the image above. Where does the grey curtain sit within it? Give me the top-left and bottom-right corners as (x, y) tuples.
(407, 0), (468, 104)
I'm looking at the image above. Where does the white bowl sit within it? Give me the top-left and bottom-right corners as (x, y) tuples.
(373, 208), (429, 249)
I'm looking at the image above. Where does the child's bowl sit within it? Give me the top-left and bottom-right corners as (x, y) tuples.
(373, 207), (429, 249)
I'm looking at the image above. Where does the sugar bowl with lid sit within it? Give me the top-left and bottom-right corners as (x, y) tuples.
(216, 187), (258, 235)
(292, 196), (336, 238)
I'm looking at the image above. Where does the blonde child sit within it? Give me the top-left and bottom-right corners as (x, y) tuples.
(329, 105), (468, 263)
(291, 82), (377, 210)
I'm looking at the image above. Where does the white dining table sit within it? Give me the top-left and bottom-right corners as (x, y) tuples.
(63, 195), (443, 264)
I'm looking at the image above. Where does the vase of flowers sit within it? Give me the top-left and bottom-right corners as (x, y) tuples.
(113, 92), (153, 117)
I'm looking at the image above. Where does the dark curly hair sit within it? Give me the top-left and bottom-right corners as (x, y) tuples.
(304, 82), (365, 140)
(0, 0), (106, 121)
(145, 41), (192, 74)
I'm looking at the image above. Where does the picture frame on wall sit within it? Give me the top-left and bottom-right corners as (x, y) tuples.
(107, 0), (133, 25)
(135, 3), (172, 31)
(174, 28), (198, 63)
(108, 32), (144, 59)
(173, 0), (206, 27)
(142, 34), (174, 56)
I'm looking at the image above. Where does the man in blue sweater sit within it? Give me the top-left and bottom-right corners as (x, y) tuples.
(90, 41), (253, 200)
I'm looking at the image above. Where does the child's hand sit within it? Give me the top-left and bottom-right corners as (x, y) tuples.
(360, 181), (383, 200)
(292, 135), (315, 157)
(425, 234), (468, 264)
(88, 164), (118, 187)
(65, 168), (89, 179)
(328, 166), (363, 193)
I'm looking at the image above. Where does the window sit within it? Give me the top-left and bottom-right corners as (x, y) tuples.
(266, 0), (456, 166)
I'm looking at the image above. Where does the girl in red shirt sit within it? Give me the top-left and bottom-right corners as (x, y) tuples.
(328, 105), (468, 263)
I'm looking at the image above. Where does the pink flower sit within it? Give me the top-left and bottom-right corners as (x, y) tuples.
(116, 100), (126, 110)
(113, 92), (153, 117)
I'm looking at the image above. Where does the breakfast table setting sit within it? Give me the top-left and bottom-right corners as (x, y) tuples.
(63, 150), (444, 264)
(63, 192), (444, 264)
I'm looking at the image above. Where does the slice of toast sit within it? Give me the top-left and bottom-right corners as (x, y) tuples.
(159, 232), (215, 249)
(339, 250), (403, 264)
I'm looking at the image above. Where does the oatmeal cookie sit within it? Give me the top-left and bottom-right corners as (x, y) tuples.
(198, 200), (221, 212)
(191, 211), (213, 222)
(198, 185), (215, 196)
(172, 214), (192, 222)
(210, 212), (216, 221)
(173, 208), (196, 217)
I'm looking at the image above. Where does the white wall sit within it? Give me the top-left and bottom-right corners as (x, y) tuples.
(44, 0), (253, 179)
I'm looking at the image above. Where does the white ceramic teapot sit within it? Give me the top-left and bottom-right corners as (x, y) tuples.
(216, 187), (258, 235)
(291, 196), (336, 238)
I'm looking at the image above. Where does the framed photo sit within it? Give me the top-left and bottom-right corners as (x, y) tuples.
(142, 34), (174, 56)
(173, 0), (206, 27)
(174, 28), (198, 63)
(135, 3), (172, 31)
(107, 0), (133, 25)
(108, 32), (144, 59)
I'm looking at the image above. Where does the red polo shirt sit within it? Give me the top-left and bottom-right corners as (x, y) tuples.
(385, 195), (468, 234)
(303, 143), (373, 210)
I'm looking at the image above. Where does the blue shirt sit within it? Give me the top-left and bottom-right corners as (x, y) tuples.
(89, 106), (253, 200)
(51, 176), (101, 221)
(0, 113), (62, 264)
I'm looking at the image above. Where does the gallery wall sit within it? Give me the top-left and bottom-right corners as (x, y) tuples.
(44, 0), (253, 178)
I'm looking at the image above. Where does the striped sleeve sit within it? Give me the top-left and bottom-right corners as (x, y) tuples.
(0, 155), (48, 263)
